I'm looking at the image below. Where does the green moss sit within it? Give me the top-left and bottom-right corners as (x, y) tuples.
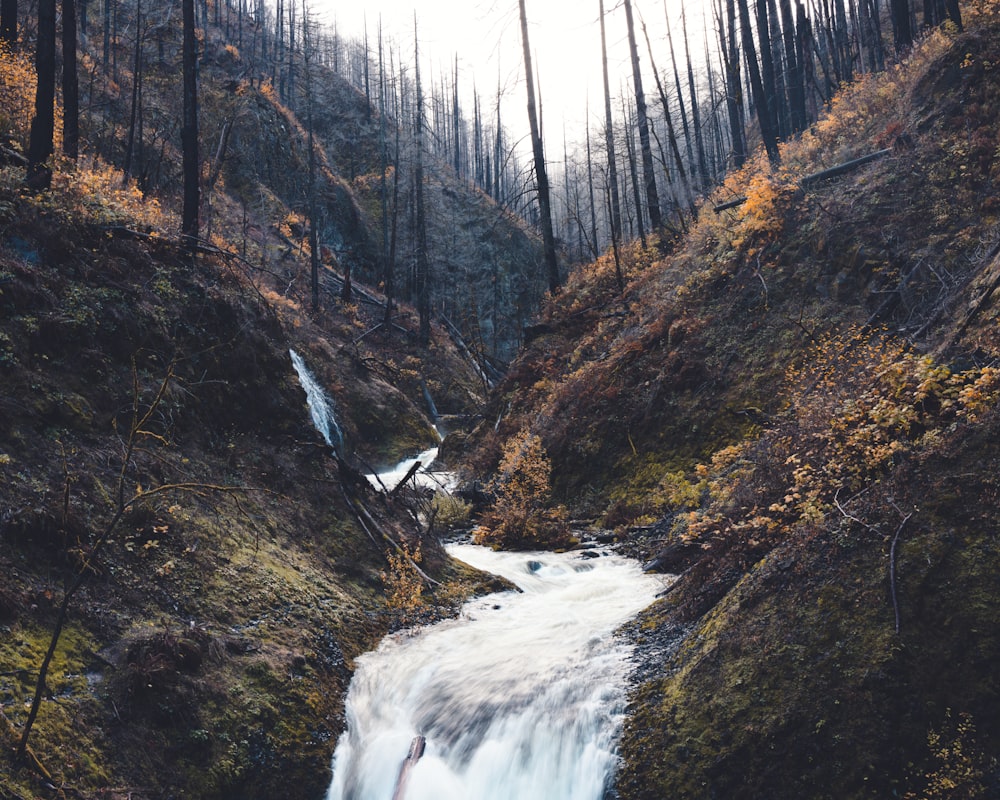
(0, 622), (111, 789)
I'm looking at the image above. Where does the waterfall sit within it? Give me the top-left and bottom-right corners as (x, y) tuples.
(365, 447), (456, 493)
(289, 349), (344, 454)
(326, 545), (662, 800)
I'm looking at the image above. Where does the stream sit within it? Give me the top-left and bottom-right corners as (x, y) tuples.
(325, 543), (663, 800)
(287, 357), (662, 799)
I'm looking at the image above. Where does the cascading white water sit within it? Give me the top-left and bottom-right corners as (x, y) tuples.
(326, 544), (663, 800)
(364, 447), (456, 493)
(289, 349), (344, 453)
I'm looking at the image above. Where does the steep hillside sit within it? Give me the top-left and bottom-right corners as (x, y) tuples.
(0, 42), (499, 800)
(462, 9), (1000, 799)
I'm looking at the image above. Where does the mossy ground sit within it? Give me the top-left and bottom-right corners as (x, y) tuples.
(0, 124), (489, 798)
(461, 9), (1000, 799)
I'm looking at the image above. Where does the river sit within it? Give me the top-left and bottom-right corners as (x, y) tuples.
(325, 543), (663, 800)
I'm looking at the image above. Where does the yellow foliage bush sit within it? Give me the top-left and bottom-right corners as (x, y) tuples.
(665, 326), (1000, 548)
(381, 544), (425, 612)
(905, 711), (994, 800)
(474, 428), (571, 550)
(0, 41), (36, 148)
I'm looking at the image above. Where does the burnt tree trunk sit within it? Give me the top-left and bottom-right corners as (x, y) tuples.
(181, 0), (200, 242)
(623, 0), (661, 230)
(519, 0), (560, 294)
(1, 0), (16, 46)
(26, 0), (56, 190)
(62, 0), (79, 159)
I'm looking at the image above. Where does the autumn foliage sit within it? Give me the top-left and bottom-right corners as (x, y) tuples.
(474, 429), (571, 550)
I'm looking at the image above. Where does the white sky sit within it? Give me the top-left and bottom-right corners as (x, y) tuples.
(318, 0), (704, 157)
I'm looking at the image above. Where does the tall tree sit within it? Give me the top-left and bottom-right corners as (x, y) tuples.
(379, 20), (398, 330)
(890, 0), (912, 51)
(26, 0), (56, 190)
(622, 94), (647, 247)
(722, 0), (747, 167)
(102, 0), (110, 69)
(518, 0), (559, 294)
(642, 17), (696, 216)
(122, 0), (144, 184)
(682, 6), (710, 188)
(665, 7), (695, 172)
(585, 106), (600, 259)
(779, 0), (807, 131)
(453, 54), (461, 178)
(754, 0), (781, 151)
(181, 0), (199, 242)
(599, 0), (623, 275)
(302, 0), (321, 310)
(737, 0), (780, 162)
(62, 0), (79, 159)
(623, 0), (661, 229)
(1, 0), (16, 46)
(414, 16), (431, 344)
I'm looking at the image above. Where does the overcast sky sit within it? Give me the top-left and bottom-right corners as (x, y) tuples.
(317, 0), (706, 155)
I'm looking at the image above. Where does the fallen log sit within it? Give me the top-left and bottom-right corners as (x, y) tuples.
(712, 148), (893, 213)
(799, 147), (892, 188)
(712, 196), (749, 213)
(391, 735), (427, 800)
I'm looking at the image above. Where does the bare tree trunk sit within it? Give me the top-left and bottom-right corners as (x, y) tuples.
(643, 18), (696, 217)
(833, 0), (853, 82)
(891, 0), (912, 51)
(122, 0), (143, 183)
(599, 0), (623, 271)
(453, 54), (461, 178)
(767, 0), (790, 137)
(414, 16), (431, 344)
(754, 0), (781, 151)
(362, 18), (370, 115)
(378, 21), (390, 291)
(493, 68), (503, 203)
(302, 1), (321, 310)
(665, 5), (694, 170)
(682, 6), (710, 188)
(944, 0), (962, 29)
(623, 0), (661, 230)
(62, 0), (79, 159)
(102, 0), (111, 69)
(384, 104), (401, 329)
(26, 0), (56, 190)
(622, 95), (647, 247)
(738, 0), (780, 162)
(182, 0), (200, 243)
(563, 126), (573, 257)
(0, 0), (15, 46)
(721, 0), (747, 167)
(518, 0), (559, 294)
(780, 0), (807, 131)
(585, 110), (600, 259)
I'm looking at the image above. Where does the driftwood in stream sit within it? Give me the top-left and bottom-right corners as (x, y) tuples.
(336, 458), (439, 587)
(712, 148), (893, 213)
(392, 736), (427, 800)
(388, 460), (424, 497)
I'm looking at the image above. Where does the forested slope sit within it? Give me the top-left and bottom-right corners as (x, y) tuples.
(462, 10), (1000, 798)
(0, 26), (499, 800)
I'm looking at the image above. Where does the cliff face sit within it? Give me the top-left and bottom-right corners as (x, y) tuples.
(460, 13), (1000, 798)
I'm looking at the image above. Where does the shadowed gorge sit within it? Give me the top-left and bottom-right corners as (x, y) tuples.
(2, 0), (1000, 797)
